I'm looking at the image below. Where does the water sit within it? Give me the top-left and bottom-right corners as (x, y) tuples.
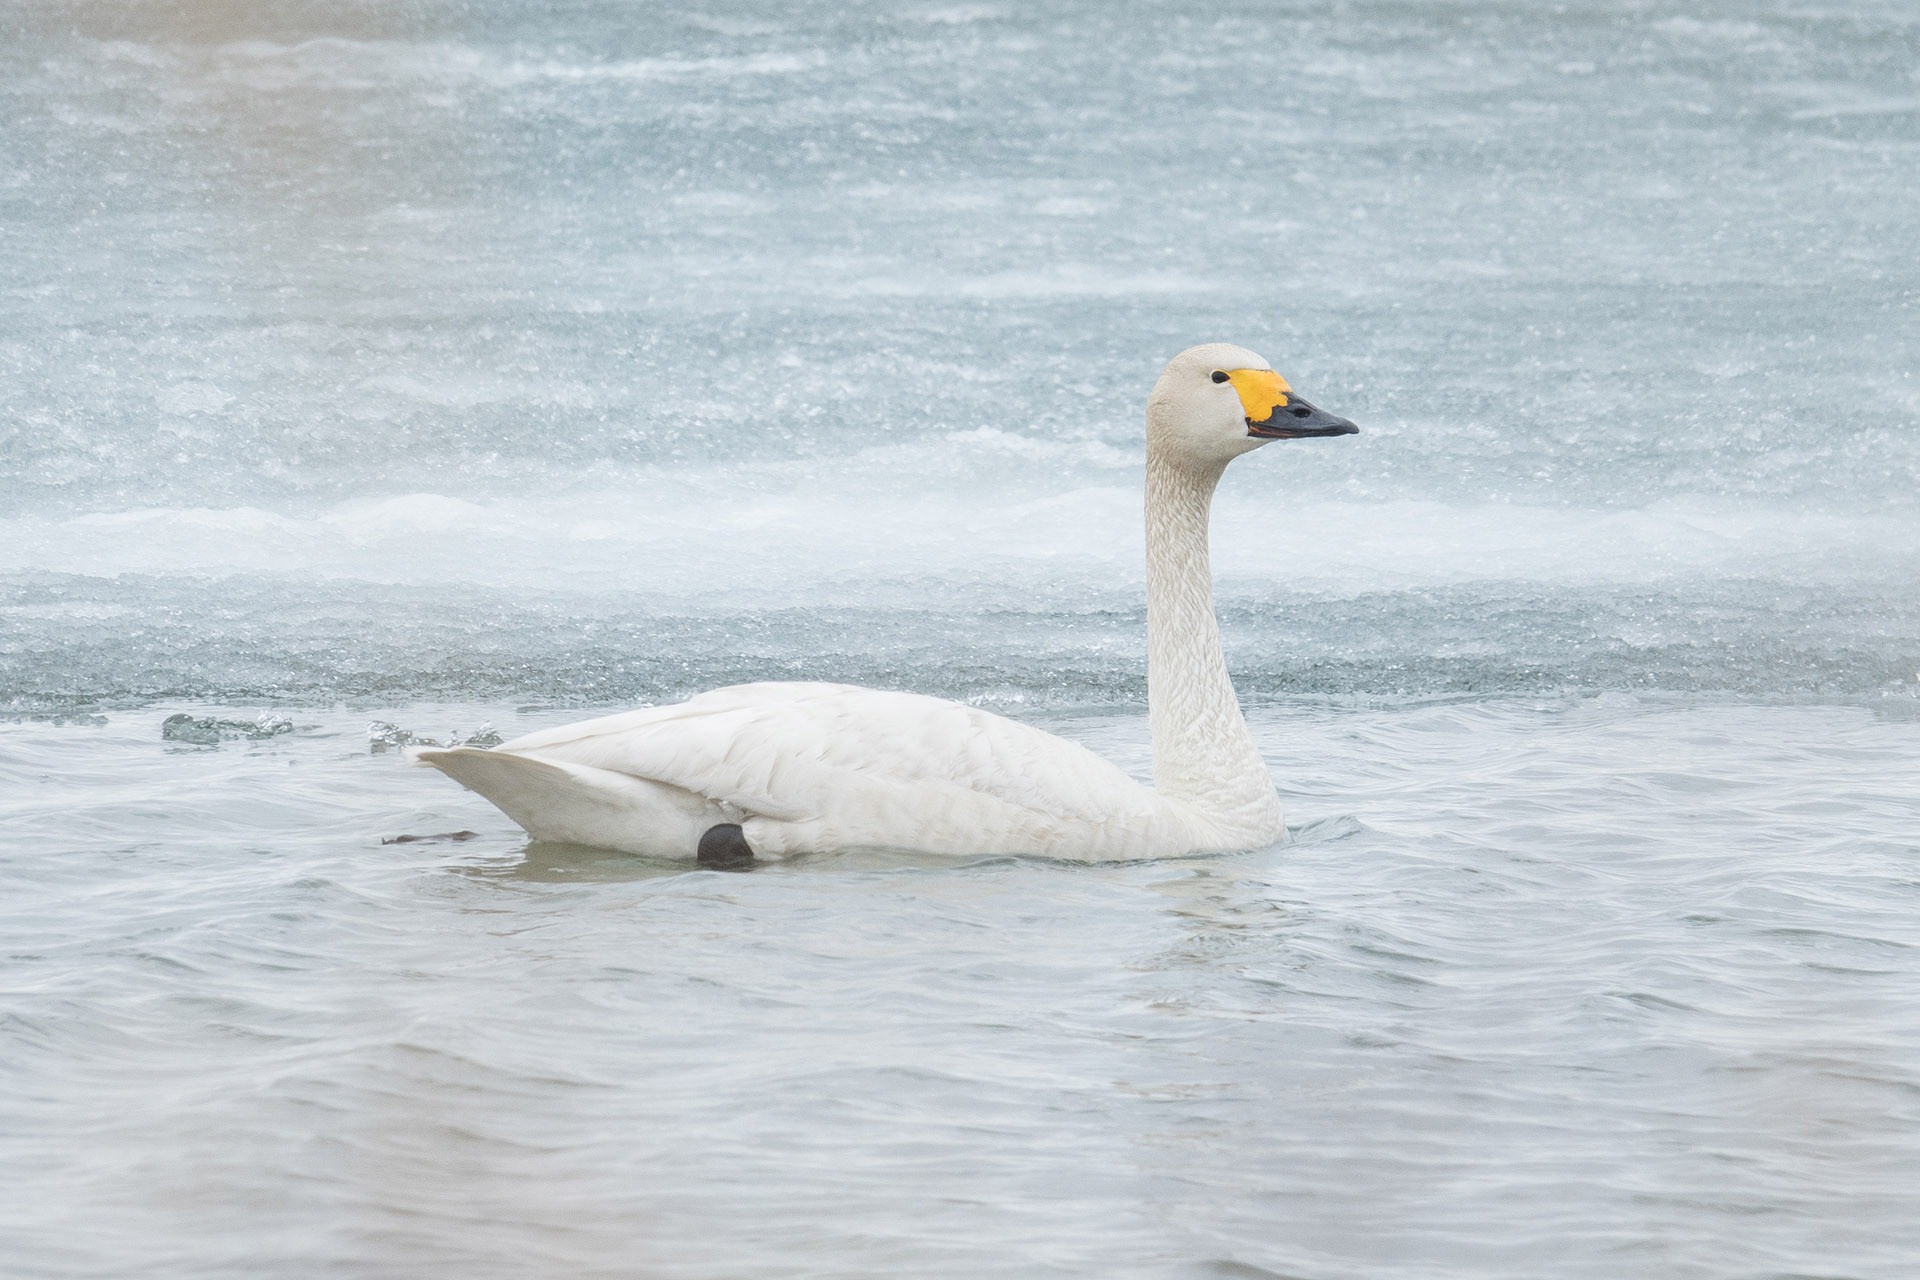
(5, 700), (1918, 1277)
(3, 1), (1919, 1275)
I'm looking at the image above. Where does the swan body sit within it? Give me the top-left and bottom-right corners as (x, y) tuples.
(414, 343), (1358, 861)
(420, 682), (1201, 860)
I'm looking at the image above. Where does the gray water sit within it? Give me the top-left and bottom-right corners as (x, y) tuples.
(3, 1), (1919, 1276)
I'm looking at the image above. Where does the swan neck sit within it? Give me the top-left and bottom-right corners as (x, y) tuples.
(1143, 448), (1282, 841)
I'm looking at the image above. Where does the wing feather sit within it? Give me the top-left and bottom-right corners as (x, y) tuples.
(498, 682), (1163, 832)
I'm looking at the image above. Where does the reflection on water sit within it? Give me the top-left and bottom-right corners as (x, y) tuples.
(1148, 863), (1308, 972)
(464, 839), (698, 884)
(466, 840), (1039, 883)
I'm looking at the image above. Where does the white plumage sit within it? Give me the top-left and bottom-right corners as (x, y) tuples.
(421, 682), (1189, 860)
(413, 343), (1358, 861)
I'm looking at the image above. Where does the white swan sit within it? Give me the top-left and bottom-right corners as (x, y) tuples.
(412, 343), (1358, 863)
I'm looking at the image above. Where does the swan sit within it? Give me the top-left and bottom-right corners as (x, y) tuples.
(412, 343), (1358, 864)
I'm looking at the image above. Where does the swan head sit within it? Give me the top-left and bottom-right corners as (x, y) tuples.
(1147, 342), (1358, 469)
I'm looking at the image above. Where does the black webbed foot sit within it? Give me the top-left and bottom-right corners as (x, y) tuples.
(697, 823), (755, 871)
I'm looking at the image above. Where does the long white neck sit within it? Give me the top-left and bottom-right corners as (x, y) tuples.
(1143, 446), (1285, 842)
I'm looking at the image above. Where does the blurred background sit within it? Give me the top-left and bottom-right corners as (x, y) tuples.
(4, 0), (1916, 710)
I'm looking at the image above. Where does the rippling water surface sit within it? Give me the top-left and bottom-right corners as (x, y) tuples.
(3, 0), (1919, 1275)
(5, 702), (1919, 1278)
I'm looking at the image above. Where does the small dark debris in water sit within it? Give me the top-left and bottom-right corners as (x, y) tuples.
(368, 720), (503, 753)
(162, 712), (296, 745)
(381, 830), (482, 845)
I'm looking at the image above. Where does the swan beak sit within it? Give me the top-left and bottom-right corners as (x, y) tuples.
(1225, 368), (1359, 440)
(1247, 393), (1360, 440)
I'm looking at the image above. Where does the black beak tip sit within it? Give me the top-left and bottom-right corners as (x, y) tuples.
(1247, 418), (1361, 440)
(1246, 394), (1360, 440)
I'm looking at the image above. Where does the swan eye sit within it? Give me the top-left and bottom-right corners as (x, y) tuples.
(1211, 370), (1229, 384)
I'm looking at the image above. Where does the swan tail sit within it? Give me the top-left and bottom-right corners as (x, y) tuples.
(408, 746), (716, 859)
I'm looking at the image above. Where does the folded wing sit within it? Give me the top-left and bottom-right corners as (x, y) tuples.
(496, 682), (1183, 858)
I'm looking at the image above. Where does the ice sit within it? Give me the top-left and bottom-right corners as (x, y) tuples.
(159, 711), (296, 744)
(366, 720), (502, 753)
(1, 0), (1916, 712)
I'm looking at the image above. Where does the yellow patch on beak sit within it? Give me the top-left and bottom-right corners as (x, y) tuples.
(1225, 368), (1291, 425)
